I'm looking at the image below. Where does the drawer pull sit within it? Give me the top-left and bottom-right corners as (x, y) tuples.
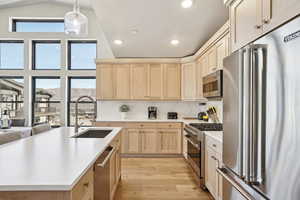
(83, 182), (89, 188)
(212, 144), (217, 148)
(97, 146), (116, 168)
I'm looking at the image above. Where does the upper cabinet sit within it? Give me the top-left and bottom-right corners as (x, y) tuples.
(96, 60), (181, 101)
(181, 62), (197, 100)
(163, 64), (181, 100)
(148, 64), (163, 99)
(96, 64), (114, 99)
(131, 64), (148, 100)
(229, 0), (300, 51)
(115, 64), (131, 100)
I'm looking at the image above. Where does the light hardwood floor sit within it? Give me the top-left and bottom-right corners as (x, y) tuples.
(114, 158), (212, 200)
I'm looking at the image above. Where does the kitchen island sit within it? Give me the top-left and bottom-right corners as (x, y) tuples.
(0, 127), (122, 200)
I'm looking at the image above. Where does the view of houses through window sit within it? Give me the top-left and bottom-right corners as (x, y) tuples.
(0, 19), (97, 127)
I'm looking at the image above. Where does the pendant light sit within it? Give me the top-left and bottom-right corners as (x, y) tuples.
(64, 0), (88, 36)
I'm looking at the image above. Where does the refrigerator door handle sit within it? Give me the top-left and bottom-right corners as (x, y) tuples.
(217, 168), (256, 200)
(249, 45), (266, 184)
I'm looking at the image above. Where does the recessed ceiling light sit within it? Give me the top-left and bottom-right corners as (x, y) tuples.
(171, 40), (180, 46)
(181, 0), (193, 8)
(114, 40), (123, 45)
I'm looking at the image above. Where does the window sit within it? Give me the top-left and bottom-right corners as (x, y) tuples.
(0, 41), (24, 69)
(0, 77), (24, 119)
(68, 41), (97, 70)
(12, 19), (64, 32)
(32, 77), (60, 127)
(32, 40), (61, 70)
(68, 77), (96, 126)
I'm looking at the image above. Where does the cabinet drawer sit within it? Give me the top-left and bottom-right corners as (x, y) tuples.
(206, 135), (222, 154)
(126, 123), (157, 129)
(156, 123), (182, 129)
(94, 122), (125, 128)
(71, 167), (94, 200)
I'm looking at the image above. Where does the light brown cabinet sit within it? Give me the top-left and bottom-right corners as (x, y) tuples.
(181, 62), (197, 100)
(96, 64), (114, 99)
(140, 129), (158, 153)
(131, 64), (148, 100)
(95, 122), (182, 155)
(114, 64), (131, 100)
(163, 64), (181, 100)
(148, 64), (163, 99)
(207, 46), (218, 73)
(158, 129), (182, 154)
(96, 62), (181, 101)
(229, 0), (300, 51)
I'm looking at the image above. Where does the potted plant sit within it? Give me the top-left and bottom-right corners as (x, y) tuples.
(119, 104), (130, 120)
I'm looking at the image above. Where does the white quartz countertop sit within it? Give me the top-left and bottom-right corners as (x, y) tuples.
(96, 118), (205, 124)
(0, 127), (122, 191)
(204, 131), (223, 143)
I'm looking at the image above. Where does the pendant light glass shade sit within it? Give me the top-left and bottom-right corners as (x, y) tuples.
(64, 0), (88, 36)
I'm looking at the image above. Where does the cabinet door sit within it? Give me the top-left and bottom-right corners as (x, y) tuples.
(181, 62), (197, 100)
(141, 129), (158, 153)
(96, 64), (114, 99)
(116, 146), (121, 182)
(230, 0), (263, 51)
(262, 0), (300, 34)
(205, 147), (218, 199)
(163, 64), (181, 100)
(196, 58), (204, 99)
(109, 150), (117, 196)
(131, 64), (148, 100)
(126, 129), (140, 153)
(200, 53), (209, 77)
(148, 64), (163, 99)
(216, 37), (227, 70)
(115, 64), (131, 100)
(158, 129), (181, 154)
(207, 46), (217, 73)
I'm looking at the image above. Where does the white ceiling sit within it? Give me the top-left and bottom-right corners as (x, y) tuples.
(92, 0), (229, 58)
(0, 0), (229, 58)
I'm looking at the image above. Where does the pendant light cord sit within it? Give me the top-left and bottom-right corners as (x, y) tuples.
(74, 0), (79, 12)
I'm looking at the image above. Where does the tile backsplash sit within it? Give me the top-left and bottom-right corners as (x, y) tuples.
(97, 100), (223, 122)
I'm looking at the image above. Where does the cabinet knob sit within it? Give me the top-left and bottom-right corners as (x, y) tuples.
(254, 25), (262, 29)
(83, 182), (89, 188)
(263, 19), (270, 24)
(212, 144), (217, 148)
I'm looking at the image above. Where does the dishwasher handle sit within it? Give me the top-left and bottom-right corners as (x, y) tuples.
(97, 146), (116, 168)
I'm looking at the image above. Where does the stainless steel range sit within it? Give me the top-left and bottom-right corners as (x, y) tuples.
(184, 123), (222, 188)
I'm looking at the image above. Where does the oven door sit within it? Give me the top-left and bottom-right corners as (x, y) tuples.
(186, 135), (201, 177)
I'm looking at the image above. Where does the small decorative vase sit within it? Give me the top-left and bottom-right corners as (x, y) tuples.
(121, 112), (127, 120)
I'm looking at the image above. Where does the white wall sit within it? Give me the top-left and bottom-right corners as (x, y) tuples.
(97, 100), (223, 122)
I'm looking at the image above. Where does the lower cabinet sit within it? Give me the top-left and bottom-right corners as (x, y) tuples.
(157, 129), (181, 154)
(94, 134), (121, 200)
(205, 135), (223, 200)
(95, 122), (182, 155)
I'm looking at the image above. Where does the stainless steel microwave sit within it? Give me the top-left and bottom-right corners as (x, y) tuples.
(203, 70), (223, 98)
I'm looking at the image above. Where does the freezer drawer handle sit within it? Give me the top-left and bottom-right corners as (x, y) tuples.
(217, 168), (256, 200)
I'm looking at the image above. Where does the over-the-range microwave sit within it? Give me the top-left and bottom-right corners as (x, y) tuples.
(202, 70), (223, 98)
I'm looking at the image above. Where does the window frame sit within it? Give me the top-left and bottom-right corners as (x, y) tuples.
(67, 76), (96, 126)
(0, 40), (24, 70)
(67, 40), (97, 70)
(32, 76), (61, 127)
(11, 18), (65, 32)
(32, 40), (61, 70)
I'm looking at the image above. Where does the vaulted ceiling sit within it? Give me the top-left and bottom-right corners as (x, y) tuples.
(0, 0), (229, 58)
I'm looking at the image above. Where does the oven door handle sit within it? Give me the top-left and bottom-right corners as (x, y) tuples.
(184, 135), (200, 150)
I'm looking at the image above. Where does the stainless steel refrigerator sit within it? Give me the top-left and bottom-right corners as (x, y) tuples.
(220, 16), (300, 200)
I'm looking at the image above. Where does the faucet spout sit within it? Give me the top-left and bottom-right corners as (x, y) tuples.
(74, 96), (97, 133)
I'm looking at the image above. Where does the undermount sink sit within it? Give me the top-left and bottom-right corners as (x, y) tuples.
(73, 129), (113, 138)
